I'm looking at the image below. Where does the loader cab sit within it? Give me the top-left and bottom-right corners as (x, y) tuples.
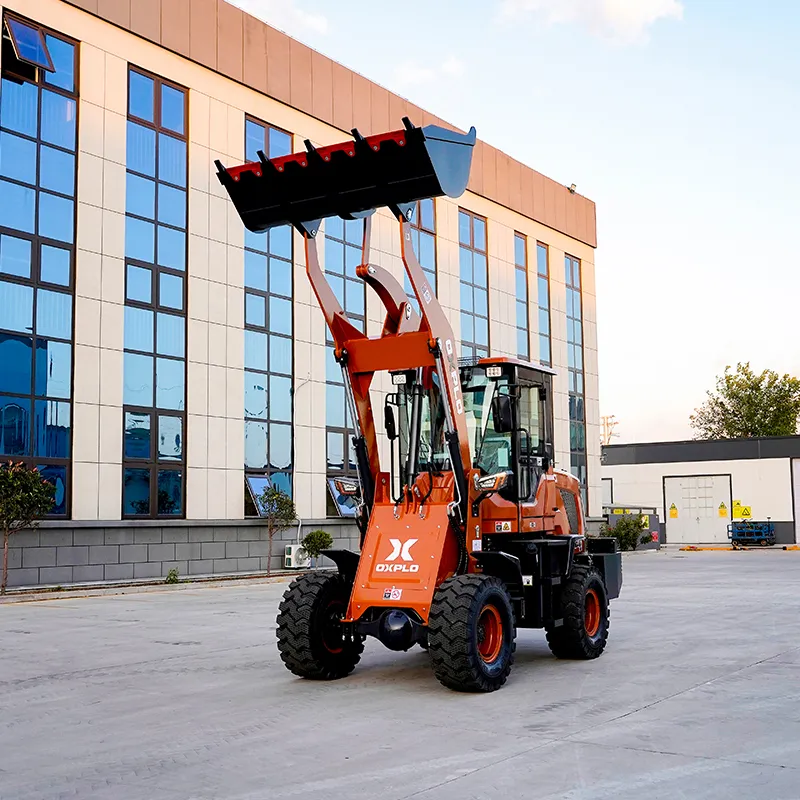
(461, 357), (555, 503)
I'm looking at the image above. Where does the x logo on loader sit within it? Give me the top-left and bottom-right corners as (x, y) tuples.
(386, 539), (418, 562)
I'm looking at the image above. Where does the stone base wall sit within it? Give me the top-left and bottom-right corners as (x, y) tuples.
(5, 519), (360, 589)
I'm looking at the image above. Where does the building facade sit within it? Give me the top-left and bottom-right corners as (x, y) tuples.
(602, 437), (800, 545)
(0, 0), (599, 586)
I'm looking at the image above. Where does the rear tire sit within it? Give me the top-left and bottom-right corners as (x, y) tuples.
(546, 566), (609, 659)
(428, 574), (516, 692)
(276, 572), (364, 680)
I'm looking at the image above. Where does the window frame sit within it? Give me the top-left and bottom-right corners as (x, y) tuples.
(405, 197), (437, 306)
(242, 114), (295, 512)
(565, 253), (587, 507)
(122, 65), (188, 520)
(536, 241), (552, 367)
(458, 209), (490, 360)
(0, 15), (79, 518)
(514, 232), (530, 361)
(3, 15), (55, 74)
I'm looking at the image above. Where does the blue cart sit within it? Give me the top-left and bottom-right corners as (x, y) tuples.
(727, 521), (775, 548)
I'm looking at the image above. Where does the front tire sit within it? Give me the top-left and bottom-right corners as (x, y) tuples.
(428, 574), (516, 692)
(276, 572), (364, 680)
(546, 566), (609, 659)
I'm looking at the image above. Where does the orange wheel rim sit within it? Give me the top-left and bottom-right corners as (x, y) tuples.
(477, 604), (504, 663)
(585, 588), (601, 637)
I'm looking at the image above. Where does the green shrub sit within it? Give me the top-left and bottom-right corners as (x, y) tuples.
(601, 515), (648, 552)
(301, 529), (334, 560)
(165, 568), (180, 584)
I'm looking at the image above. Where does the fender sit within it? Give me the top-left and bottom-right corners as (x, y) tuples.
(321, 549), (360, 586)
(471, 551), (522, 591)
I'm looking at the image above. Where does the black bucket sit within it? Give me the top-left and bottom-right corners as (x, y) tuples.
(217, 119), (477, 234)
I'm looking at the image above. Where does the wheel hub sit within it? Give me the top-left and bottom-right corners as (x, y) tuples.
(584, 588), (601, 637)
(477, 603), (503, 663)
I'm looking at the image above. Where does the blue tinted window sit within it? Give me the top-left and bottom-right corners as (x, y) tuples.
(538, 307), (550, 337)
(515, 236), (526, 267)
(269, 296), (292, 336)
(158, 415), (182, 461)
(157, 226), (185, 270)
(473, 218), (486, 251)
(0, 280), (33, 333)
(419, 231), (435, 272)
(325, 217), (343, 242)
(516, 300), (527, 328)
(156, 357), (184, 410)
(326, 384), (344, 428)
(129, 71), (154, 122)
(245, 250), (267, 291)
(474, 288), (487, 316)
(270, 423), (291, 469)
(345, 245), (360, 279)
(158, 134), (186, 187)
(269, 375), (291, 422)
(126, 217), (155, 262)
(538, 276), (549, 307)
(123, 468), (150, 515)
(244, 229), (267, 253)
(0, 179), (35, 233)
(271, 472), (292, 498)
(245, 119), (265, 163)
(246, 293), (266, 327)
(269, 257), (291, 298)
(126, 173), (156, 219)
(473, 254), (487, 287)
(0, 396), (30, 456)
(157, 184), (186, 228)
(156, 312), (184, 358)
(325, 238), (344, 275)
(8, 19), (52, 70)
(40, 246), (70, 286)
(40, 91), (76, 150)
(38, 464), (67, 515)
(515, 269), (527, 300)
(157, 470), (182, 515)
(244, 421), (268, 469)
(0, 131), (36, 185)
(127, 122), (156, 176)
(127, 265), (152, 303)
(269, 128), (292, 158)
(38, 193), (74, 243)
(36, 289), (72, 340)
(244, 371), (267, 419)
(270, 226), (292, 260)
(124, 411), (151, 459)
(160, 85), (185, 135)
(43, 35), (75, 92)
(0, 235), (31, 278)
(39, 145), (75, 196)
(158, 272), (182, 310)
(244, 330), (267, 371)
(0, 78), (38, 137)
(34, 339), (71, 399)
(345, 281), (364, 318)
(34, 399), (70, 458)
(0, 334), (32, 394)
(123, 352), (154, 406)
(124, 306), (154, 352)
(269, 335), (291, 375)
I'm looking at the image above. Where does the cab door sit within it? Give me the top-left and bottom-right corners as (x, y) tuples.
(516, 381), (550, 535)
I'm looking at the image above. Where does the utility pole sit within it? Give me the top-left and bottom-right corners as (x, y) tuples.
(600, 415), (619, 447)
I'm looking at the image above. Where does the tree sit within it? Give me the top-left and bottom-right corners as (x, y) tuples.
(257, 486), (296, 575)
(301, 529), (334, 566)
(600, 515), (651, 552)
(0, 462), (56, 594)
(690, 363), (800, 440)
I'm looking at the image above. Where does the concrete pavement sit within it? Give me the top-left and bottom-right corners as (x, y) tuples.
(1, 550), (799, 799)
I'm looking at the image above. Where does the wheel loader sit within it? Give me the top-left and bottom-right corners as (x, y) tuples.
(217, 119), (622, 692)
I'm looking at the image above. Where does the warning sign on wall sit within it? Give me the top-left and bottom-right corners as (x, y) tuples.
(733, 500), (752, 520)
(718, 502), (728, 518)
(669, 503), (678, 519)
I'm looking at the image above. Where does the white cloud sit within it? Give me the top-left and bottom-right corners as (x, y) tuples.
(394, 56), (467, 87)
(501, 0), (683, 43)
(230, 0), (329, 37)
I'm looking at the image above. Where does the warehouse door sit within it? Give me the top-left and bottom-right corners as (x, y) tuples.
(664, 475), (731, 544)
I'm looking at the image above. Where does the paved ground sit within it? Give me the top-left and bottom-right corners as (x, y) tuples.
(2, 550), (800, 800)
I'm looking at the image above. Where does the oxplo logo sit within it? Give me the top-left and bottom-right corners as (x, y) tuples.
(376, 538), (419, 572)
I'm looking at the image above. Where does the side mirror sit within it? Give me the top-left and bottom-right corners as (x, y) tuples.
(491, 394), (514, 434)
(384, 402), (397, 441)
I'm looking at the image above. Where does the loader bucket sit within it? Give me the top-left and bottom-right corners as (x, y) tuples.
(216, 119), (477, 234)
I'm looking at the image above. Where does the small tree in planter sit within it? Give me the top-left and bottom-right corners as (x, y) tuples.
(256, 486), (296, 575)
(600, 514), (650, 552)
(301, 529), (334, 568)
(0, 462), (56, 594)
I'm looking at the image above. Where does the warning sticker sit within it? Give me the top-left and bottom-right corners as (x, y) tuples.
(669, 503), (678, 519)
(718, 502), (728, 518)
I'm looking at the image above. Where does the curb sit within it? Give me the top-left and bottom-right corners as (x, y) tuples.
(0, 569), (326, 604)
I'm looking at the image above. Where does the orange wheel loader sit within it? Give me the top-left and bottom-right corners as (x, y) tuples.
(217, 118), (622, 692)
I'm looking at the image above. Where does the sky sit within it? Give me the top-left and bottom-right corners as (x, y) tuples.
(231, 0), (800, 443)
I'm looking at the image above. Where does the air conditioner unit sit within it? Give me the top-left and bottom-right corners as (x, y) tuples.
(284, 544), (310, 569)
